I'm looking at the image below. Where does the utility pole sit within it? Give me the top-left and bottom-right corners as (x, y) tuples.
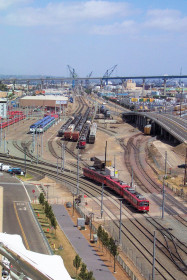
(41, 133), (43, 157)
(24, 146), (27, 176)
(119, 199), (122, 245)
(77, 149), (79, 195)
(101, 183), (104, 218)
(162, 177), (165, 219)
(62, 143), (65, 172)
(165, 151), (167, 176)
(104, 141), (107, 170)
(114, 155), (116, 177)
(184, 148), (187, 186)
(131, 168), (133, 187)
(57, 157), (59, 179)
(152, 231), (156, 280)
(4, 129), (6, 153)
(0, 118), (2, 148)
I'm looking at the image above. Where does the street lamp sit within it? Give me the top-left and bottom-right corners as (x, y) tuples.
(89, 212), (94, 241)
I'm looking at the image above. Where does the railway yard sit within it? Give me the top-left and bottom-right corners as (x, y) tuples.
(0, 94), (187, 280)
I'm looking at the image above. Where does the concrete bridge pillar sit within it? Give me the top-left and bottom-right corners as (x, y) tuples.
(41, 80), (44, 91)
(160, 127), (164, 137)
(152, 122), (155, 135)
(13, 80), (16, 93)
(142, 78), (145, 96)
(143, 117), (147, 127)
(135, 115), (138, 126)
(27, 80), (29, 95)
(163, 78), (167, 96)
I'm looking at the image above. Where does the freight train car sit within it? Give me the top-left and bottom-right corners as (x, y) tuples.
(64, 114), (82, 140)
(83, 167), (149, 212)
(58, 117), (74, 137)
(88, 122), (97, 144)
(99, 106), (111, 119)
(72, 108), (90, 141)
(71, 117), (83, 141)
(78, 121), (91, 149)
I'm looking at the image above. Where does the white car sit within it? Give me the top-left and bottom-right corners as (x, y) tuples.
(1, 165), (12, 172)
(2, 269), (11, 280)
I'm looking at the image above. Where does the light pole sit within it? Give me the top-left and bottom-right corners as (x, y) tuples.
(162, 177), (165, 219)
(101, 183), (104, 218)
(24, 146), (26, 176)
(152, 231), (156, 280)
(89, 213), (94, 241)
(119, 199), (123, 245)
(77, 149), (80, 195)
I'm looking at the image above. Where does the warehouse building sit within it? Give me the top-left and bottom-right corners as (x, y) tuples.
(19, 95), (68, 110)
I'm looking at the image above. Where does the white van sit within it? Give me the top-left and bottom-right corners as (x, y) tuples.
(1, 165), (12, 172)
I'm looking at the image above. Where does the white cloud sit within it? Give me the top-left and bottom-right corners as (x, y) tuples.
(1, 1), (131, 26)
(0, 0), (31, 10)
(144, 9), (187, 32)
(92, 20), (136, 35)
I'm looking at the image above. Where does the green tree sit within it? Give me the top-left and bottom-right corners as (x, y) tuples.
(51, 216), (57, 232)
(44, 201), (50, 215)
(38, 193), (45, 205)
(109, 237), (118, 273)
(102, 231), (109, 252)
(97, 225), (103, 248)
(73, 254), (81, 278)
(86, 271), (95, 280)
(79, 263), (87, 279)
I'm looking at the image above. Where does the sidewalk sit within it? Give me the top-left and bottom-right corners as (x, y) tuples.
(52, 204), (117, 280)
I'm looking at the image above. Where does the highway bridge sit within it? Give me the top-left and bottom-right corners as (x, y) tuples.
(122, 112), (187, 144)
(1, 74), (187, 83)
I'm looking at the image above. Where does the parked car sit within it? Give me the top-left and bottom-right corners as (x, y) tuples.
(7, 167), (22, 174)
(1, 165), (12, 171)
(2, 269), (10, 280)
(66, 202), (72, 208)
(178, 164), (187, 168)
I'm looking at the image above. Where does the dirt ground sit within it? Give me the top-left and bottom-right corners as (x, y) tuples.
(20, 97), (186, 280)
(32, 176), (140, 280)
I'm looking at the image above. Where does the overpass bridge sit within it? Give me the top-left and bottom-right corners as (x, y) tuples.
(1, 74), (187, 95)
(122, 111), (187, 144)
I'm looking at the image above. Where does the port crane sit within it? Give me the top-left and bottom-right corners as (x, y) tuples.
(67, 65), (78, 88)
(102, 64), (117, 85)
(85, 71), (93, 88)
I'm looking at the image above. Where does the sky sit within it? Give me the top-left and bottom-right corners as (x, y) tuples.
(0, 0), (187, 77)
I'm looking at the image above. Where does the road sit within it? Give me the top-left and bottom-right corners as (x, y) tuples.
(1, 171), (49, 254)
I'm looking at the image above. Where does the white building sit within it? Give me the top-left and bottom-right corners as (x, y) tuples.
(0, 98), (7, 118)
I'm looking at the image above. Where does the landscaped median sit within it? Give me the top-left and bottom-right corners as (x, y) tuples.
(32, 200), (78, 279)
(32, 193), (96, 280)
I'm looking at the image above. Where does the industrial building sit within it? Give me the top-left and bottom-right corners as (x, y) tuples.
(19, 95), (68, 110)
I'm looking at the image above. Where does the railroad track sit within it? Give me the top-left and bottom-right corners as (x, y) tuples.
(1, 153), (186, 279)
(104, 195), (187, 279)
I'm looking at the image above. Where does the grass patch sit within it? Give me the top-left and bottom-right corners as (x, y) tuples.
(32, 204), (77, 278)
(17, 173), (33, 181)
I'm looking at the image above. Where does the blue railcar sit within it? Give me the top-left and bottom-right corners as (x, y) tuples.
(29, 116), (51, 133)
(36, 117), (56, 133)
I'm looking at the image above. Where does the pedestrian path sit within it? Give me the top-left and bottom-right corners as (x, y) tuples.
(52, 204), (116, 280)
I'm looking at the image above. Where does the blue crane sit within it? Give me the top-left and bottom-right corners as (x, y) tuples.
(103, 65), (117, 85)
(67, 65), (78, 88)
(85, 71), (93, 88)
